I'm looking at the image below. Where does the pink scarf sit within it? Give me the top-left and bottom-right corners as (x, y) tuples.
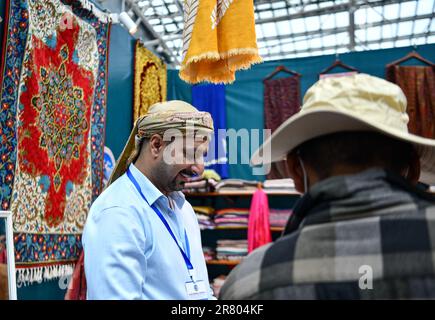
(248, 189), (272, 253)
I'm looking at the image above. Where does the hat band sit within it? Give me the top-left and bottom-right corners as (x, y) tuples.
(301, 104), (409, 133)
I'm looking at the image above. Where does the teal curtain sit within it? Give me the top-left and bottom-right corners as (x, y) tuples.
(105, 25), (135, 159)
(0, 0), (6, 61)
(168, 44), (435, 181)
(18, 280), (67, 300)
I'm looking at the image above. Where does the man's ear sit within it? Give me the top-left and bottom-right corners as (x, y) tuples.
(405, 148), (421, 185)
(286, 153), (305, 193)
(149, 134), (164, 158)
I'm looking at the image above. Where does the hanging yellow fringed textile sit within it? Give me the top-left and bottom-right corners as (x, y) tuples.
(179, 0), (262, 84)
(133, 41), (167, 122)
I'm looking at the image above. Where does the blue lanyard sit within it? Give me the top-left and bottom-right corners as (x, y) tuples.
(126, 168), (195, 280)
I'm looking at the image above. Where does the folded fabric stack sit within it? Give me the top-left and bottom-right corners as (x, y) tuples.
(215, 179), (259, 193)
(216, 239), (248, 261)
(211, 275), (227, 298)
(202, 246), (216, 261)
(182, 169), (221, 193)
(193, 206), (215, 230)
(263, 178), (297, 193)
(269, 209), (293, 229)
(214, 208), (250, 229)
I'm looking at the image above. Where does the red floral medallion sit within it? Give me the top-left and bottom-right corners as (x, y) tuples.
(18, 25), (94, 226)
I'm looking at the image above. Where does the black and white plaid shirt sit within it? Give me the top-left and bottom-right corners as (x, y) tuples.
(220, 169), (435, 299)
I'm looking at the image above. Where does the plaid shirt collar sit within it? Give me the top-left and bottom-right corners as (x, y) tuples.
(283, 168), (435, 235)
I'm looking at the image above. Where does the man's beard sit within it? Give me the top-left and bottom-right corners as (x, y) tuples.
(168, 168), (197, 192)
(168, 179), (183, 192)
(155, 163), (196, 193)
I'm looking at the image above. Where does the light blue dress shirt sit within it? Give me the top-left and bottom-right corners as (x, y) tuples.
(82, 164), (213, 300)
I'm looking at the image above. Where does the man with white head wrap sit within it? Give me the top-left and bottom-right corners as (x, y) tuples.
(83, 100), (215, 300)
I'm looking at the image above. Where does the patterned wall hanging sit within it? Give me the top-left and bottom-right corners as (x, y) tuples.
(0, 0), (110, 286)
(133, 41), (166, 123)
(263, 72), (301, 179)
(386, 52), (435, 139)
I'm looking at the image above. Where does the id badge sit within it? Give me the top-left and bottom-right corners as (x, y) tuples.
(185, 280), (208, 300)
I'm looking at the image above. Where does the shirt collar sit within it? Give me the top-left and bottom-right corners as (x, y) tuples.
(129, 163), (164, 206)
(128, 164), (186, 208)
(283, 168), (431, 235)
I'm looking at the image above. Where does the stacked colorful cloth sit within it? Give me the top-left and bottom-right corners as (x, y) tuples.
(215, 179), (259, 193)
(193, 206), (215, 230)
(182, 169), (221, 193)
(216, 239), (248, 261)
(202, 246), (216, 261)
(269, 209), (293, 229)
(214, 208), (249, 229)
(263, 178), (297, 193)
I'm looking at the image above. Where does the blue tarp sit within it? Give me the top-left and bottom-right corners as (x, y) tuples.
(192, 84), (229, 178)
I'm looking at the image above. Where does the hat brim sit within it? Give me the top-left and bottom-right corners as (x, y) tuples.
(251, 107), (435, 185)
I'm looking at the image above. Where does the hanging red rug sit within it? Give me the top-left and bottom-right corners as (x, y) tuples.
(0, 0), (110, 286)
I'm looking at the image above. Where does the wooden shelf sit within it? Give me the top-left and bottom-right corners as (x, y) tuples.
(206, 259), (242, 266)
(201, 226), (284, 232)
(185, 190), (299, 197)
(271, 227), (284, 232)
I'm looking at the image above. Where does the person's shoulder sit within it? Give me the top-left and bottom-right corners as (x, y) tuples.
(418, 192), (435, 209)
(397, 187), (435, 219)
(91, 175), (139, 210)
(87, 175), (148, 224)
(220, 233), (299, 299)
(415, 194), (435, 217)
(83, 198), (149, 248)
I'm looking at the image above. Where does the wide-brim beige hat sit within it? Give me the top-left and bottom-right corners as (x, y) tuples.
(251, 73), (435, 185)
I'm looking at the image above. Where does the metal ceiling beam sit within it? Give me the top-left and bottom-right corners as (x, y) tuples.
(379, 2), (385, 48)
(134, 0), (422, 30)
(145, 0), (413, 27)
(256, 13), (434, 45)
(124, 0), (179, 65)
(113, 0), (433, 65)
(263, 31), (435, 60)
(255, 0), (331, 4)
(425, 0), (435, 41)
(131, 0), (185, 62)
(254, 0), (333, 9)
(348, 0), (356, 51)
(142, 34), (183, 46)
(255, 0), (415, 24)
(173, 0), (184, 15)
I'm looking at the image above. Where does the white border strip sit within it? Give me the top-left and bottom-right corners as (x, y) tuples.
(0, 211), (17, 300)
